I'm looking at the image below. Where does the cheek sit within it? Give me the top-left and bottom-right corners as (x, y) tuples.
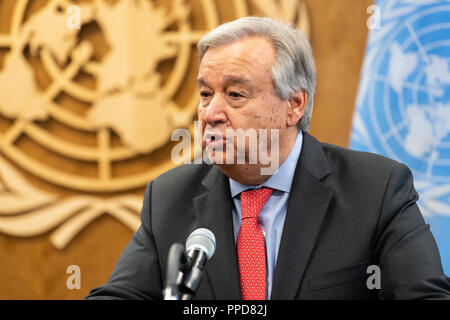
(268, 107), (285, 127)
(197, 107), (207, 132)
(197, 104), (203, 118)
(222, 96), (286, 130)
(232, 108), (277, 130)
(258, 97), (286, 128)
(197, 106), (208, 125)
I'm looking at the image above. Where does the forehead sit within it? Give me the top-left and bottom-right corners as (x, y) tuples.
(198, 37), (276, 84)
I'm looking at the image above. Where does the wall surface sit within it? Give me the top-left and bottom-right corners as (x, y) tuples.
(0, 0), (372, 299)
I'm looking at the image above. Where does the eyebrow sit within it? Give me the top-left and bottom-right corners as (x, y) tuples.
(197, 76), (251, 87)
(224, 76), (250, 86)
(197, 77), (207, 87)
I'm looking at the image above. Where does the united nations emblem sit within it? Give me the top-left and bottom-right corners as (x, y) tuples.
(351, 2), (450, 216)
(350, 1), (450, 272)
(0, 0), (310, 249)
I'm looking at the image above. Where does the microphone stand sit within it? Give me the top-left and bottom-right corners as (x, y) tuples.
(163, 243), (188, 300)
(180, 249), (208, 300)
(163, 245), (208, 300)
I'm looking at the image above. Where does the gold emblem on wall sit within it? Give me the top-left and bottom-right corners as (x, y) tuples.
(0, 0), (310, 249)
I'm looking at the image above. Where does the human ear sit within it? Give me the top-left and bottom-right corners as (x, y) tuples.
(286, 89), (307, 127)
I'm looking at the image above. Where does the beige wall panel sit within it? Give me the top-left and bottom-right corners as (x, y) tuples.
(0, 0), (372, 299)
(309, 0), (373, 146)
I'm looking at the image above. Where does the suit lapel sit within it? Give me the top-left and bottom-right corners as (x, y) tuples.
(192, 133), (334, 300)
(270, 133), (334, 300)
(193, 166), (241, 299)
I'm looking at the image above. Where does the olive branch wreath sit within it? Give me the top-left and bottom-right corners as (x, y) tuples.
(0, 0), (311, 249)
(0, 154), (142, 249)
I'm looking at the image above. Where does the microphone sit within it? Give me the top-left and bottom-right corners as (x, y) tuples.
(181, 228), (216, 300)
(163, 243), (188, 300)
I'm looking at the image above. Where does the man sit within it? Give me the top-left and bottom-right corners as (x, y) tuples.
(86, 17), (450, 300)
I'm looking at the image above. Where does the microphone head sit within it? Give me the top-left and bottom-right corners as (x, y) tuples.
(186, 228), (216, 259)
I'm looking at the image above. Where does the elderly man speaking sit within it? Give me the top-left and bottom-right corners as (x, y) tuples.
(86, 17), (450, 300)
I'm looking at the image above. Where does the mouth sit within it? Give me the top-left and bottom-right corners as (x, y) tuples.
(203, 131), (228, 147)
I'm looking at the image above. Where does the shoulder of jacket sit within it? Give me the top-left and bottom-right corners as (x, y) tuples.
(150, 163), (212, 192)
(318, 142), (410, 184)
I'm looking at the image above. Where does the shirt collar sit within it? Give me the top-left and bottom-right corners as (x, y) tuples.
(229, 130), (303, 197)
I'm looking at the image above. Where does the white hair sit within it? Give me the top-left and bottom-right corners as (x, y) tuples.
(197, 16), (316, 131)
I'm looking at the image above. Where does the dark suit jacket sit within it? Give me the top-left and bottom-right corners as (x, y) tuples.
(86, 132), (450, 299)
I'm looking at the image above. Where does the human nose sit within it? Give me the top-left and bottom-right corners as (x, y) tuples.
(201, 94), (228, 126)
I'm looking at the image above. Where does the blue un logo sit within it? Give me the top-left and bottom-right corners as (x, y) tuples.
(351, 2), (450, 273)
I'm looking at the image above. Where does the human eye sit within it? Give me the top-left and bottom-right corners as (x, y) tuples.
(229, 91), (243, 98)
(227, 88), (249, 100)
(200, 90), (212, 99)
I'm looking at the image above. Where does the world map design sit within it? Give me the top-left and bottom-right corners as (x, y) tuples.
(0, 0), (310, 249)
(350, 0), (450, 273)
(0, 0), (200, 192)
(351, 1), (450, 217)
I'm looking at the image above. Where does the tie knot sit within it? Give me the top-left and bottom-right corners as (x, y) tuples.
(240, 187), (273, 219)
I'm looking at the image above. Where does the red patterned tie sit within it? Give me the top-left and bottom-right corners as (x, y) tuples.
(237, 187), (273, 300)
